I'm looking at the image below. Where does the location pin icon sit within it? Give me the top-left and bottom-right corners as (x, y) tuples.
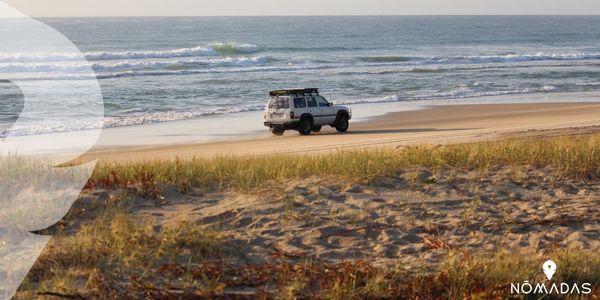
(543, 260), (557, 280)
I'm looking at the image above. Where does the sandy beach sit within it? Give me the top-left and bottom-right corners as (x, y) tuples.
(17, 101), (600, 298)
(84, 101), (600, 162)
(76, 99), (600, 269)
(12, 97), (600, 298)
(7, 13), (600, 298)
(36, 110), (599, 298)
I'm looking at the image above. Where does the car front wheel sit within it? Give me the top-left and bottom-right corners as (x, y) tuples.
(298, 118), (313, 135)
(335, 114), (349, 133)
(312, 125), (322, 132)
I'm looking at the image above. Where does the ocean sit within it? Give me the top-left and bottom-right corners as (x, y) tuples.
(2, 16), (600, 135)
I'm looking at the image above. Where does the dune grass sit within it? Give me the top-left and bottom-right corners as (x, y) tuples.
(89, 133), (600, 194)
(19, 210), (600, 299)
(19, 209), (224, 299)
(15, 133), (600, 298)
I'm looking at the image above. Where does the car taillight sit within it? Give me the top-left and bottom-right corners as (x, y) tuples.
(290, 111), (295, 119)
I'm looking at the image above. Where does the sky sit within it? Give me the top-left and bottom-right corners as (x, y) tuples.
(4, 0), (600, 17)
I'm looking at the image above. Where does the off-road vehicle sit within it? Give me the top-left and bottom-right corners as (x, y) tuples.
(263, 88), (352, 136)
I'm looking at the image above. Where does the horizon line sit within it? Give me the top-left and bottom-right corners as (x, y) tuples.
(31, 14), (600, 18)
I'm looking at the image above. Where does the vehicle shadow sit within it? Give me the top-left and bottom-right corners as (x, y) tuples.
(315, 128), (477, 135)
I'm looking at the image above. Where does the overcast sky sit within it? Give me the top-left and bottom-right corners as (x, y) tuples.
(4, 0), (600, 17)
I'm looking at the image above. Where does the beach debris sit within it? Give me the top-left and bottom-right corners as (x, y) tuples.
(421, 235), (453, 250)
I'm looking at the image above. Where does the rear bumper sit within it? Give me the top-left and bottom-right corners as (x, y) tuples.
(264, 122), (299, 130)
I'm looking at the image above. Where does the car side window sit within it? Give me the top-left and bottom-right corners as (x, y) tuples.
(294, 97), (306, 108)
(316, 96), (329, 107)
(306, 96), (317, 108)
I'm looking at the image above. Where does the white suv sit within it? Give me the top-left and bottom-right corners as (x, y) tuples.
(264, 88), (352, 136)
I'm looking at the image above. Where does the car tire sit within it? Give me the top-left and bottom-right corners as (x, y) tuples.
(271, 128), (285, 136)
(312, 125), (322, 132)
(298, 118), (313, 135)
(335, 114), (349, 133)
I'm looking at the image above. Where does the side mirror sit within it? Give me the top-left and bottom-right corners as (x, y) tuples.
(329, 103), (333, 107)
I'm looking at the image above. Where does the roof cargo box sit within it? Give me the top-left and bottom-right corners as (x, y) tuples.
(269, 88), (319, 97)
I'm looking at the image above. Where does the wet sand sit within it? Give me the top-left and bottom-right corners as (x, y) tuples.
(82, 102), (600, 162)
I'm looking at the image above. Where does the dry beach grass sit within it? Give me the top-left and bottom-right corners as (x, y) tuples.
(14, 132), (600, 298)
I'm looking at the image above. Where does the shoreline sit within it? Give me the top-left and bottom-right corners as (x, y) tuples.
(92, 91), (600, 148)
(12, 91), (600, 160)
(82, 99), (600, 162)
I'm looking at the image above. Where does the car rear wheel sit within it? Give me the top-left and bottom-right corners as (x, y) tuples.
(335, 114), (349, 133)
(271, 128), (285, 136)
(312, 125), (322, 132)
(298, 118), (313, 135)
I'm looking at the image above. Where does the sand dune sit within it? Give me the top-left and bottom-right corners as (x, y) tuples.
(77, 101), (600, 269)
(77, 164), (600, 271)
(25, 102), (600, 297)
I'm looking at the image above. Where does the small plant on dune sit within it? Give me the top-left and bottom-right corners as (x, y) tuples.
(23, 211), (224, 299)
(281, 194), (297, 220)
(437, 248), (600, 299)
(20, 219), (600, 299)
(460, 196), (481, 228)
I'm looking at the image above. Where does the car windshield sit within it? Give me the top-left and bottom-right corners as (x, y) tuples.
(268, 97), (289, 109)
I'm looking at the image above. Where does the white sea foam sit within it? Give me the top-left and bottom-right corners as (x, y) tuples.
(92, 56), (271, 71)
(357, 52), (600, 65)
(0, 43), (261, 63)
(90, 86), (556, 132)
(92, 63), (331, 80)
(458, 52), (600, 63)
(0, 83), (590, 136)
(102, 104), (267, 128)
(3, 103), (269, 137)
(2, 45), (599, 135)
(541, 84), (557, 91)
(0, 62), (331, 80)
(339, 85), (563, 105)
(0, 56), (272, 74)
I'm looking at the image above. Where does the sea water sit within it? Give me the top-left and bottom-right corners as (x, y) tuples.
(2, 16), (600, 136)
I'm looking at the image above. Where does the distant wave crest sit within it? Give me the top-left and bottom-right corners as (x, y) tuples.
(340, 85), (562, 105)
(0, 42), (261, 63)
(356, 52), (600, 65)
(357, 56), (416, 63)
(0, 56), (273, 74)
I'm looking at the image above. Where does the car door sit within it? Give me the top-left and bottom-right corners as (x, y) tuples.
(315, 96), (335, 124)
(305, 96), (321, 124)
(293, 97), (308, 121)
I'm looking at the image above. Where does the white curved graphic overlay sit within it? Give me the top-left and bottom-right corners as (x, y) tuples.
(0, 2), (104, 299)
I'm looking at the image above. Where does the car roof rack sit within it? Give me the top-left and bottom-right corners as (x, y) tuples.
(269, 88), (319, 97)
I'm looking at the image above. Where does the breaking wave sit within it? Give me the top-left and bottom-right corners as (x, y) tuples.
(102, 104), (267, 129)
(356, 52), (600, 65)
(0, 56), (272, 73)
(357, 56), (416, 63)
(100, 85), (562, 130)
(0, 43), (261, 63)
